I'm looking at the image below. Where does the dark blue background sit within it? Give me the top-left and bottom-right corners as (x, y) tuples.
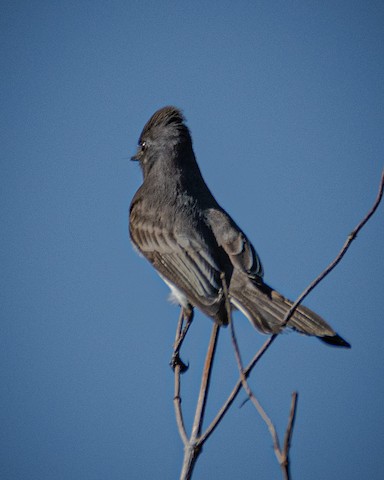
(1, 2), (383, 479)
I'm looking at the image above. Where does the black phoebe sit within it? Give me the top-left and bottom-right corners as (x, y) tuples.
(129, 106), (350, 348)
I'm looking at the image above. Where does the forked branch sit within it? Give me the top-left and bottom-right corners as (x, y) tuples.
(173, 170), (383, 479)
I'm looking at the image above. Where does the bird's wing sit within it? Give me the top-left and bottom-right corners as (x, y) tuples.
(205, 208), (263, 278)
(129, 214), (225, 317)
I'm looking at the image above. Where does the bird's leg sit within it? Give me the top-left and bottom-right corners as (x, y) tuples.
(170, 305), (194, 373)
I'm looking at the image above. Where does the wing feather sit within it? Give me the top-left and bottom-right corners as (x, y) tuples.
(205, 208), (263, 277)
(130, 210), (224, 316)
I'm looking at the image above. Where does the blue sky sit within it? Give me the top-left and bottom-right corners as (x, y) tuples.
(1, 1), (383, 479)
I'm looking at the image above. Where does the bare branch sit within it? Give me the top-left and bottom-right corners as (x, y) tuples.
(228, 169), (384, 382)
(226, 278), (294, 478)
(221, 171), (384, 478)
(200, 335), (275, 444)
(173, 309), (189, 447)
(179, 323), (220, 480)
(281, 392), (299, 479)
(191, 324), (220, 440)
(174, 171), (384, 478)
(280, 169), (384, 329)
(230, 317), (282, 457)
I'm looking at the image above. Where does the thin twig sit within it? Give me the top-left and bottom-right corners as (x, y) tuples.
(174, 308), (189, 447)
(225, 278), (293, 477)
(179, 323), (220, 480)
(200, 335), (274, 444)
(230, 317), (282, 459)
(283, 392), (299, 455)
(220, 171), (383, 477)
(281, 392), (299, 480)
(174, 171), (384, 478)
(221, 274), (283, 465)
(280, 169), (384, 329)
(191, 324), (220, 440)
(224, 169), (384, 388)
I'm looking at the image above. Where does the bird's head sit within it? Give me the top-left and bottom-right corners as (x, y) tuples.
(131, 106), (194, 178)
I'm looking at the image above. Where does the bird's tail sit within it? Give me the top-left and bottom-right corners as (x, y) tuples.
(229, 272), (350, 348)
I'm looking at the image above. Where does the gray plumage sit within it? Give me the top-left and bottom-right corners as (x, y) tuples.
(129, 106), (350, 348)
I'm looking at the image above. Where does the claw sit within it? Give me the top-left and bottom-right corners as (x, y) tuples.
(170, 352), (189, 373)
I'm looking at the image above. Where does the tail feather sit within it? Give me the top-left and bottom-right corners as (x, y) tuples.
(229, 272), (350, 348)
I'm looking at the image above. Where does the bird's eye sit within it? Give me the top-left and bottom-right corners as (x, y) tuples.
(140, 141), (147, 152)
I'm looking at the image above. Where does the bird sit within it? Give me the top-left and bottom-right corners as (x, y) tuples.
(129, 106), (350, 348)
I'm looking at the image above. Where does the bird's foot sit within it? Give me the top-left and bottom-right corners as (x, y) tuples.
(170, 351), (189, 373)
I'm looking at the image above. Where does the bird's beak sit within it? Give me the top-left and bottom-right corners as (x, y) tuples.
(131, 151), (139, 161)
